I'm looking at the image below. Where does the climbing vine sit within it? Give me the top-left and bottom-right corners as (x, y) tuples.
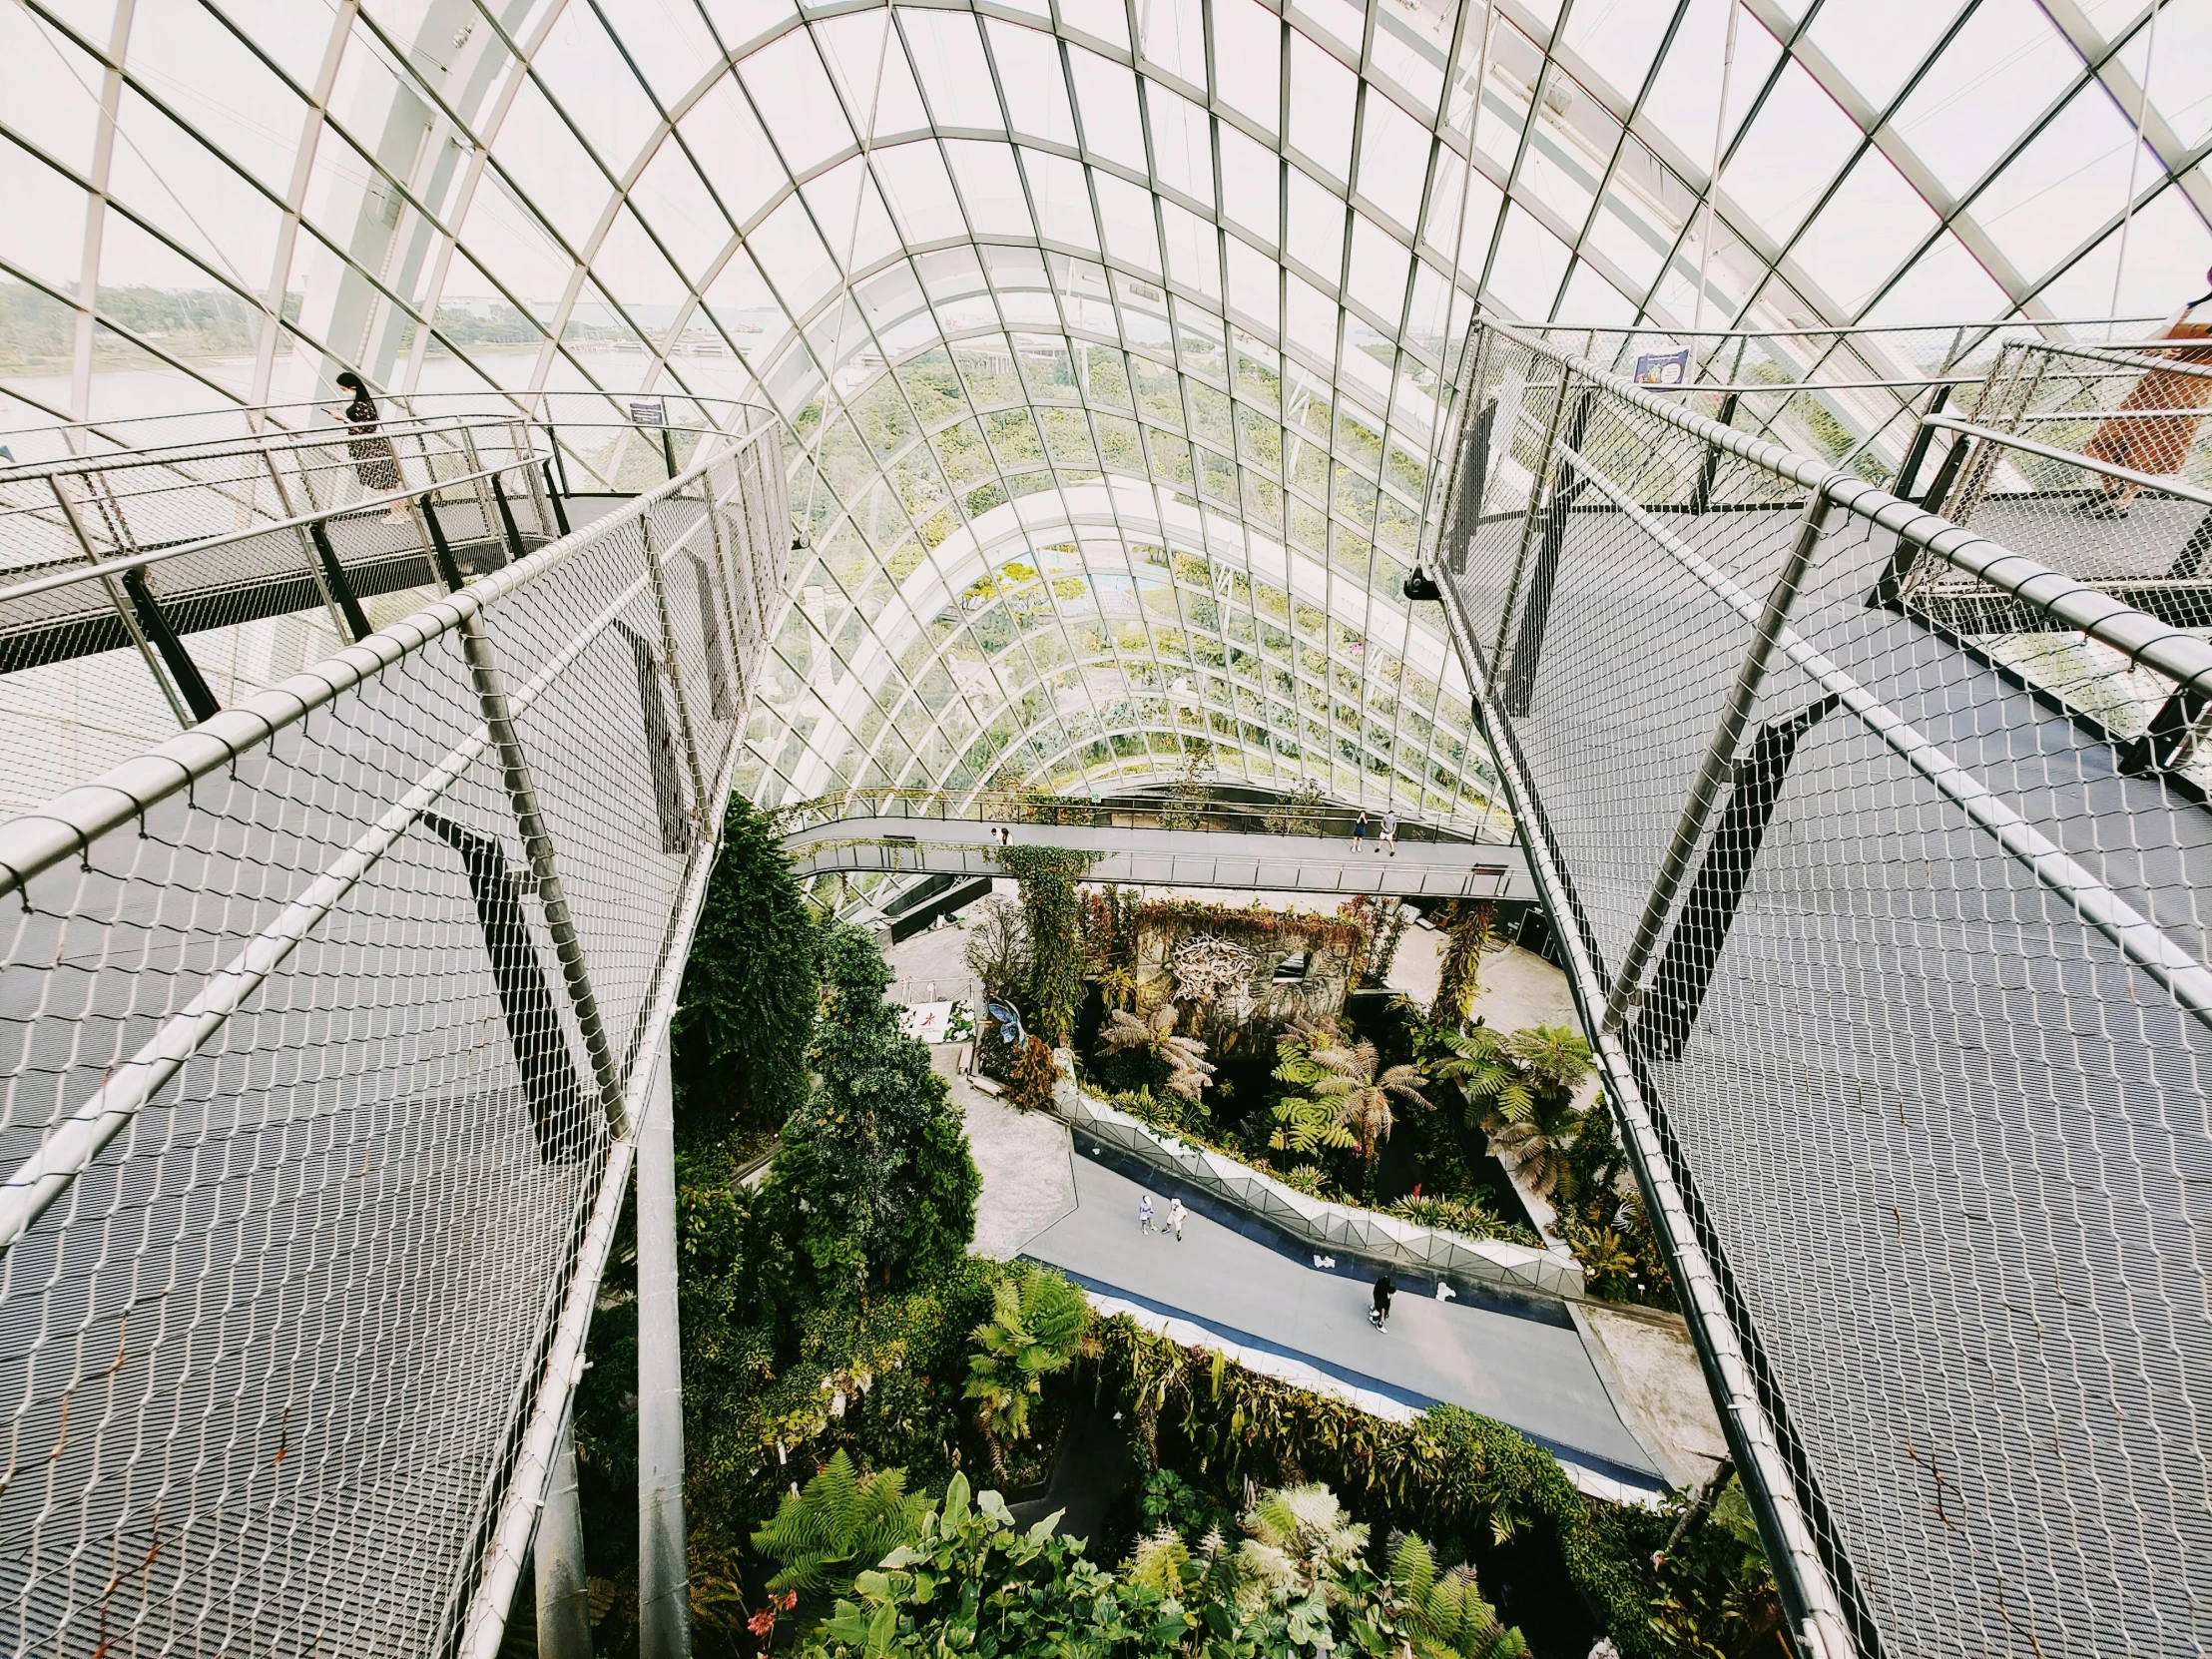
(994, 845), (1095, 1046)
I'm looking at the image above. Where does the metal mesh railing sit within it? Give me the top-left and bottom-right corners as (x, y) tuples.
(1428, 321), (2211, 1659)
(1521, 318), (2169, 496)
(0, 415), (789, 1656)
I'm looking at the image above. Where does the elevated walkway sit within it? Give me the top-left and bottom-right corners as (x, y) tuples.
(781, 815), (1534, 900)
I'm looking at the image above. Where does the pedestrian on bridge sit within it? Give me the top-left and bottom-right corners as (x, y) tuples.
(332, 370), (409, 523)
(1139, 1192), (1155, 1234)
(1380, 811), (1399, 855)
(1167, 1196), (1185, 1241)
(1352, 810), (1370, 851)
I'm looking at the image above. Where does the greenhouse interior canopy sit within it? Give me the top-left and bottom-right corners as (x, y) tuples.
(2, 0), (2208, 814)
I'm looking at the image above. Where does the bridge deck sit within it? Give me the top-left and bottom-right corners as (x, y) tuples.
(782, 817), (1535, 900)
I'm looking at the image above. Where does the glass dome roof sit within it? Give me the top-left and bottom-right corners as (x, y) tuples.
(3, 0), (2206, 815)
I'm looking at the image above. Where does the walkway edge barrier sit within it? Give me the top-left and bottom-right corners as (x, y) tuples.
(1051, 1079), (1587, 1303)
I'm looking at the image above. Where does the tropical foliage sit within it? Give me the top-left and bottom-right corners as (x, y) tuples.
(996, 845), (1095, 1044)
(752, 1450), (932, 1600)
(673, 799), (822, 1134)
(759, 924), (982, 1301)
(1098, 1003), (1216, 1100)
(1433, 1023), (1593, 1204)
(791, 1467), (1526, 1659)
(1427, 900), (1495, 1029)
(963, 1265), (1096, 1475)
(1268, 1018), (1429, 1196)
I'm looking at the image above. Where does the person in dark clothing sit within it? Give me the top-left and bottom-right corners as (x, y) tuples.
(1371, 1272), (1395, 1332)
(333, 369), (407, 520)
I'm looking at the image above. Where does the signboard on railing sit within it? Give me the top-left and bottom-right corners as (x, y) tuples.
(629, 399), (666, 427)
(1633, 349), (1689, 386)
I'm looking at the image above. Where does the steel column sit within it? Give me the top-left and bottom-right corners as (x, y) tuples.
(1602, 489), (1836, 1033)
(637, 1044), (691, 1659)
(457, 613), (631, 1139)
(534, 1418), (595, 1659)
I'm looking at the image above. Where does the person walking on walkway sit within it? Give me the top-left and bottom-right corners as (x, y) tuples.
(1371, 1271), (1396, 1332)
(1352, 810), (1370, 851)
(1167, 1196), (1186, 1241)
(1380, 811), (1399, 855)
(1138, 1193), (1155, 1234)
(332, 370), (409, 523)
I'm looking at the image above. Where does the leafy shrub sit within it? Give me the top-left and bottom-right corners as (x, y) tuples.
(1385, 1193), (1542, 1250)
(1007, 1034), (1059, 1113)
(996, 845), (1096, 1044)
(964, 1265), (1096, 1475)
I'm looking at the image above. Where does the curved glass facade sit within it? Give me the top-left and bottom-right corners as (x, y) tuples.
(3, 0), (2207, 814)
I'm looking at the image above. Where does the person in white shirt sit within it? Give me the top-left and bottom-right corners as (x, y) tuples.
(1138, 1193), (1155, 1233)
(1379, 811), (1398, 855)
(1167, 1196), (1185, 1241)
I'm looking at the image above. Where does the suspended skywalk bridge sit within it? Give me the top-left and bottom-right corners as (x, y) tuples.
(1417, 321), (2212, 1659)
(774, 789), (1534, 901)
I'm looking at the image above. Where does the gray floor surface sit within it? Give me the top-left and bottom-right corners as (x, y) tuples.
(1018, 1146), (1662, 1485)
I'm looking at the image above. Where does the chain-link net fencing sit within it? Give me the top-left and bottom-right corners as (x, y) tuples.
(1429, 321), (2210, 1659)
(0, 415), (788, 1657)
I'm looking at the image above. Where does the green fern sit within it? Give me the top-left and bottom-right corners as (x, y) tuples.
(1389, 1532), (1528, 1659)
(750, 1449), (929, 1599)
(963, 1266), (1094, 1472)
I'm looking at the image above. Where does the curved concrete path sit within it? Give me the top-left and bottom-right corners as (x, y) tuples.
(952, 1073), (1664, 1495)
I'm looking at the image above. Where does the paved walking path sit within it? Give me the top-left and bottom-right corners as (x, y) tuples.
(996, 1121), (1665, 1494)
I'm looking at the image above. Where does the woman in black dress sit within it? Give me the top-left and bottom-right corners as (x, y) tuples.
(334, 370), (407, 521)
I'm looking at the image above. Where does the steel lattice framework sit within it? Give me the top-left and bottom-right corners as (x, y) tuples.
(5, 0), (2208, 820)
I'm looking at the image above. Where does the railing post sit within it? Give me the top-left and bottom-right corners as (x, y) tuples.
(641, 512), (712, 822)
(637, 1042), (691, 1659)
(1602, 487), (1836, 1034)
(47, 475), (194, 729)
(458, 611), (631, 1139)
(1490, 361), (1573, 673)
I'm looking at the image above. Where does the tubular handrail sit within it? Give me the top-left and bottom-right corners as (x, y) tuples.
(1488, 323), (2212, 702)
(1920, 412), (2212, 512)
(0, 450), (558, 607)
(1997, 336), (2212, 380)
(0, 412), (538, 482)
(766, 786), (1491, 843)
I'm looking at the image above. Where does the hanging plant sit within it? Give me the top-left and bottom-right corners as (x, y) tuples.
(993, 844), (1096, 1045)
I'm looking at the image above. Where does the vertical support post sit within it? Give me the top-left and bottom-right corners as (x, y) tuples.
(424, 495), (466, 592)
(1688, 391), (1738, 515)
(545, 461), (574, 536)
(637, 1044), (691, 1659)
(122, 567), (222, 723)
(47, 475), (192, 728)
(641, 514), (712, 820)
(308, 519), (374, 641)
(520, 419), (558, 538)
(491, 471), (529, 565)
(458, 612), (631, 1139)
(1491, 363), (1572, 673)
(660, 425), (679, 481)
(1602, 487), (1837, 1033)
(1891, 383), (1951, 503)
(261, 448), (354, 644)
(534, 1417), (595, 1659)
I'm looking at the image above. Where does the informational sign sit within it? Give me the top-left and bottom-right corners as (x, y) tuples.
(1633, 349), (1690, 386)
(629, 399), (666, 426)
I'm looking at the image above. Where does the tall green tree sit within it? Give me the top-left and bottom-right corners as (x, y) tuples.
(673, 799), (822, 1137)
(761, 924), (981, 1303)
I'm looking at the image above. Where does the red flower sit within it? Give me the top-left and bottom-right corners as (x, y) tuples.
(748, 1607), (778, 1638)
